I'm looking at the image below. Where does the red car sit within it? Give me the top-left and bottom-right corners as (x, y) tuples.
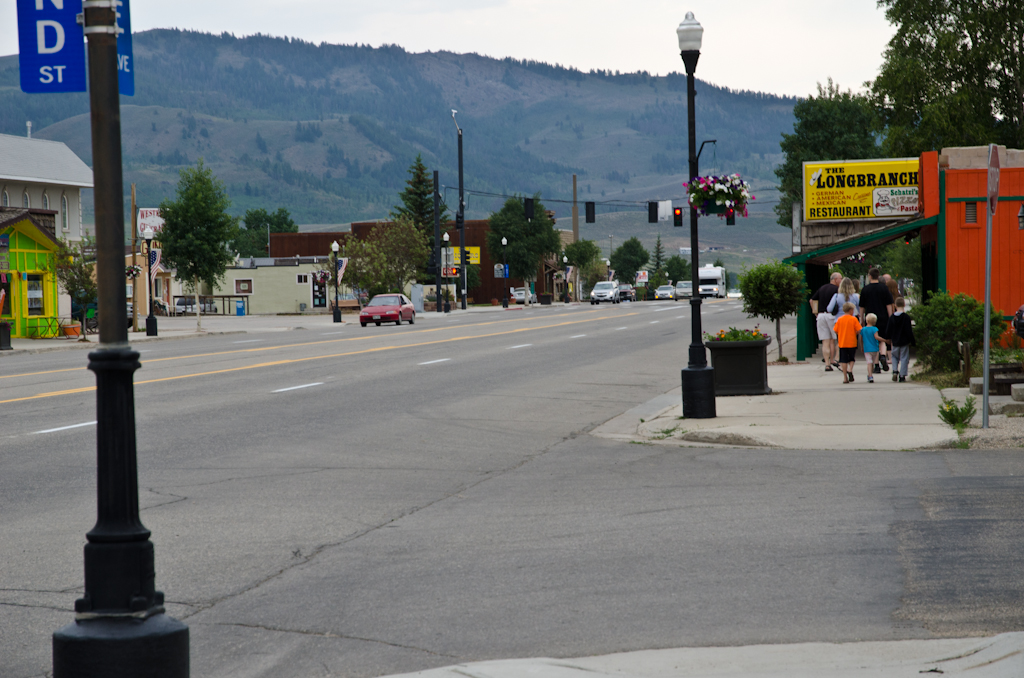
(360, 294), (416, 327)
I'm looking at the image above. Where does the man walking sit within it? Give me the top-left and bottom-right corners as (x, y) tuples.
(860, 268), (894, 373)
(810, 271), (842, 370)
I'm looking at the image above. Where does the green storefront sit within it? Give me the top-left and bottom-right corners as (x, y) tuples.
(0, 210), (61, 338)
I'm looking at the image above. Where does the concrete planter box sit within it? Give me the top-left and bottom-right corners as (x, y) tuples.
(538, 293), (553, 305)
(705, 338), (772, 396)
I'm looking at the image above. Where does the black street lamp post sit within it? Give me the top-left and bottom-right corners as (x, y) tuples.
(452, 110), (467, 310)
(52, 2), (188, 675)
(678, 11), (716, 419)
(331, 241), (341, 323)
(501, 237), (508, 308)
(442, 232), (451, 313)
(144, 227), (157, 337)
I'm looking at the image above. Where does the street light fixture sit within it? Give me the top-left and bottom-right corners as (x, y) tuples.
(331, 241), (341, 323)
(677, 10), (716, 419)
(501, 237), (508, 308)
(144, 227), (157, 337)
(563, 255), (570, 302)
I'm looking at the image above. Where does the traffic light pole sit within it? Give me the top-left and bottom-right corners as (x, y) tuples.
(52, 3), (189, 675)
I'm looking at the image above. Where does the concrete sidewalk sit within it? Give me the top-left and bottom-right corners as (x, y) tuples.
(380, 633), (1024, 678)
(592, 360), (956, 450)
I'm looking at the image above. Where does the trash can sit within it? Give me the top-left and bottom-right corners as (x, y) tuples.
(0, 321), (12, 350)
(235, 300), (245, 317)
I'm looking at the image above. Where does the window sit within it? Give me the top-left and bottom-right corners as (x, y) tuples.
(22, 191), (30, 208)
(42, 193), (49, 210)
(297, 274), (309, 284)
(26, 274), (44, 316)
(0, 277), (10, 315)
(61, 195), (69, 231)
(965, 202), (978, 224)
(1, 189), (8, 207)
(234, 279), (253, 295)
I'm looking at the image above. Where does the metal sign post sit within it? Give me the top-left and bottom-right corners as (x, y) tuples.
(982, 144), (999, 429)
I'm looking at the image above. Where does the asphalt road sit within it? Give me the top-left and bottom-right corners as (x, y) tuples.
(2, 300), (1022, 678)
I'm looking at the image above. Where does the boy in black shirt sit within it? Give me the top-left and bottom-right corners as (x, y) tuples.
(859, 268), (894, 373)
(884, 297), (915, 382)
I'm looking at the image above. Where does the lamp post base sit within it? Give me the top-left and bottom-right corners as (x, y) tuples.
(502, 298), (508, 308)
(681, 366), (716, 419)
(53, 613), (189, 678)
(333, 308), (342, 323)
(145, 316), (158, 337)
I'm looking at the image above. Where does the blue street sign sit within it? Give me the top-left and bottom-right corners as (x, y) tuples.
(17, 0), (86, 93)
(17, 0), (134, 95)
(116, 0), (133, 96)
(504, 264), (509, 278)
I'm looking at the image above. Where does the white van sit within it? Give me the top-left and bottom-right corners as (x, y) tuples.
(698, 265), (726, 298)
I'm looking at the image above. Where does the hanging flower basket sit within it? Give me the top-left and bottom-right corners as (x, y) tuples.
(125, 264), (143, 280)
(311, 270), (331, 286)
(683, 173), (755, 218)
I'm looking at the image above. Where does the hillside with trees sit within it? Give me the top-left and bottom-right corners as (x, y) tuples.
(0, 29), (796, 228)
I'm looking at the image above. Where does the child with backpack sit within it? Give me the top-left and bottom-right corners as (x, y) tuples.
(883, 297), (916, 382)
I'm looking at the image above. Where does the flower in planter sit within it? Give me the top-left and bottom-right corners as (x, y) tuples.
(125, 264), (143, 279)
(703, 325), (770, 342)
(311, 270), (331, 285)
(683, 173), (755, 218)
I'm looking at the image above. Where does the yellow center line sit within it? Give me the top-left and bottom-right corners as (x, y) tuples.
(0, 309), (600, 381)
(0, 311), (639, 404)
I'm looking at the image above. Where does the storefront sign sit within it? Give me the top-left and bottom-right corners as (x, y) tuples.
(803, 158), (919, 222)
(137, 208), (164, 238)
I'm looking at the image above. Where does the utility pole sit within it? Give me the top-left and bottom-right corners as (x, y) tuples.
(52, 2), (188, 674)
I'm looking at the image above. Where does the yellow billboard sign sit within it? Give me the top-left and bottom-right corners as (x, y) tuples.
(446, 246), (481, 265)
(803, 158), (919, 222)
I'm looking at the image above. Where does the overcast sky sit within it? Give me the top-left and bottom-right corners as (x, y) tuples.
(1, 0), (895, 98)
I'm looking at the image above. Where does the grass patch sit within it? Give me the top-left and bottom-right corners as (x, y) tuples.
(652, 426), (679, 440)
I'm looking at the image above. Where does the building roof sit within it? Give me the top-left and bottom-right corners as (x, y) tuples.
(0, 133), (93, 188)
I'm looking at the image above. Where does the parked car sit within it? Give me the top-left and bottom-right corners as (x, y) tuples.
(590, 280), (621, 304)
(618, 284), (636, 302)
(174, 297), (217, 315)
(675, 280), (693, 299)
(360, 294), (415, 326)
(654, 285), (675, 300)
(513, 288), (537, 304)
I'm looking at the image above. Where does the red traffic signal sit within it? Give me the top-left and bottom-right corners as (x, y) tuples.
(673, 207), (683, 227)
(725, 207), (736, 226)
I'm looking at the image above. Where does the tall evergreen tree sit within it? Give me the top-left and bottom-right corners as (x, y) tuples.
(651, 234), (666, 273)
(394, 154), (447, 236)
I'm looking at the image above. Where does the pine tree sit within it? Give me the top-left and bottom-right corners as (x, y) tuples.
(394, 155), (447, 236)
(652, 234), (666, 273)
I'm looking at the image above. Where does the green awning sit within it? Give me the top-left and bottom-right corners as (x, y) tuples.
(784, 215), (937, 267)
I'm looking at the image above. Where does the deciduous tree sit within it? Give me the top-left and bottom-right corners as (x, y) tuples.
(870, 0), (1024, 155)
(233, 207), (297, 258)
(774, 80), (878, 228)
(610, 237), (649, 284)
(158, 159), (239, 331)
(486, 195), (561, 303)
(665, 254), (689, 284)
(50, 236), (97, 341)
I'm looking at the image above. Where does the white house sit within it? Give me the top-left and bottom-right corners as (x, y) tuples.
(0, 132), (92, 242)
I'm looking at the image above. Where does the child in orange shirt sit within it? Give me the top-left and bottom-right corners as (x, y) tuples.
(833, 302), (863, 384)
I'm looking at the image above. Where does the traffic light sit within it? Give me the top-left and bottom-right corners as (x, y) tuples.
(648, 201), (658, 223)
(524, 198), (534, 220)
(725, 208), (736, 226)
(585, 201), (595, 223)
(455, 213), (464, 230)
(673, 207), (683, 227)
(427, 251), (437, 276)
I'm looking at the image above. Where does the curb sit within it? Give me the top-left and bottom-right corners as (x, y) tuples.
(0, 330), (248, 357)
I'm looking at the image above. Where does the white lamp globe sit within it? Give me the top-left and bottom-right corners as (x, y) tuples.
(676, 12), (703, 52)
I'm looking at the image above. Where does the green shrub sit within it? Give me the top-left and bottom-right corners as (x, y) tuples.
(909, 292), (1005, 372)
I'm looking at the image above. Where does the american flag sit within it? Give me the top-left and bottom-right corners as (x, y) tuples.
(149, 248), (161, 283)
